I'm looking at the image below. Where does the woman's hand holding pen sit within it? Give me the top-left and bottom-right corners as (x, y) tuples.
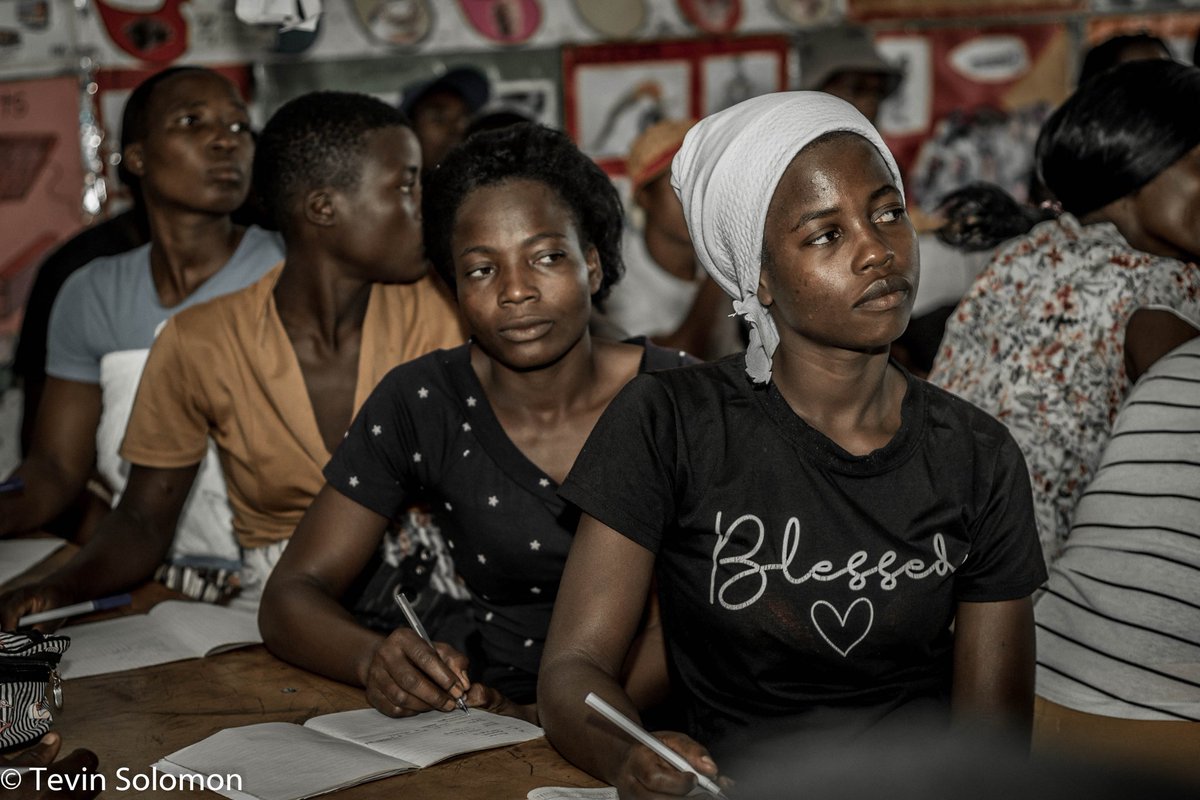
(361, 630), (536, 724)
(0, 581), (76, 632)
(615, 731), (726, 800)
(363, 627), (472, 716)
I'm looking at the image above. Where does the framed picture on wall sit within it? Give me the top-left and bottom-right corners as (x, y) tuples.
(562, 35), (790, 174)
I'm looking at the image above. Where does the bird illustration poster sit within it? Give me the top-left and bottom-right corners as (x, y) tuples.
(563, 36), (788, 174)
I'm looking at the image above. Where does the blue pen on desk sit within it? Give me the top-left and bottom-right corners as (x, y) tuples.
(17, 593), (132, 627)
(392, 588), (470, 715)
(585, 692), (730, 800)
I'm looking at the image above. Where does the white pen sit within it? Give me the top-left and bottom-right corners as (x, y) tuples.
(17, 594), (132, 627)
(584, 692), (730, 800)
(392, 588), (470, 715)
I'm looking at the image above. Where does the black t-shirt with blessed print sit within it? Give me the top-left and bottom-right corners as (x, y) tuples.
(559, 355), (1046, 755)
(325, 341), (693, 703)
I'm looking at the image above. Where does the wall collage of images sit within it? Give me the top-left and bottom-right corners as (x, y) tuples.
(2, 0), (1199, 369)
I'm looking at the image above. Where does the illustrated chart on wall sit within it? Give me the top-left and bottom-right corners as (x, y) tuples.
(563, 36), (790, 175)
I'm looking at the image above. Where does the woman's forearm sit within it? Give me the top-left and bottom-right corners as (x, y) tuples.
(539, 653), (640, 785)
(259, 574), (385, 687)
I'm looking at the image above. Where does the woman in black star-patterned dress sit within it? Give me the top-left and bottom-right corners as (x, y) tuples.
(260, 123), (693, 724)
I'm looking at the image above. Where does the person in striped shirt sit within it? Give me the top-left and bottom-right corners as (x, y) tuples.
(1035, 323), (1200, 776)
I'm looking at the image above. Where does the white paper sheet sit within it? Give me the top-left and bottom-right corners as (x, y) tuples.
(528, 788), (618, 800)
(157, 709), (543, 800)
(305, 707), (543, 768)
(59, 601), (260, 679)
(0, 538), (65, 586)
(159, 723), (407, 800)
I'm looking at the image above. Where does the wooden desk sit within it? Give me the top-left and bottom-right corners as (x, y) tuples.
(57, 645), (604, 799)
(5, 545), (602, 798)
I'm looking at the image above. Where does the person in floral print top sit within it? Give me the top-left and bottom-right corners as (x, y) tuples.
(931, 60), (1200, 565)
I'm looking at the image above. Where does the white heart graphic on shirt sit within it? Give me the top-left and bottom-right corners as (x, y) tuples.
(810, 598), (874, 657)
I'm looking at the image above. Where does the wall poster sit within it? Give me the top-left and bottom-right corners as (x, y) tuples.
(0, 75), (85, 363)
(874, 23), (1071, 218)
(563, 36), (790, 175)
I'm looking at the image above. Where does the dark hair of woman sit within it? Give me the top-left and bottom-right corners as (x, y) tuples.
(1078, 32), (1169, 86)
(422, 122), (625, 309)
(939, 60), (1200, 252)
(936, 182), (1057, 252)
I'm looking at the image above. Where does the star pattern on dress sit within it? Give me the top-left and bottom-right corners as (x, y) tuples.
(466, 396), (477, 407)
(530, 587), (542, 595)
(418, 387), (429, 399)
(444, 501), (453, 511)
(523, 639), (534, 648)
(488, 495), (499, 507)
(484, 612), (494, 622)
(371, 425), (382, 436)
(529, 540), (541, 551)
(447, 539), (455, 549)
(463, 449), (471, 457)
(413, 452), (422, 463)
(462, 422), (472, 432)
(477, 554), (487, 564)
(348, 476), (359, 488)
(538, 478), (550, 488)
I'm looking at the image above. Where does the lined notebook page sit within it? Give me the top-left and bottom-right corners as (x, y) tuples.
(59, 601), (260, 678)
(160, 722), (411, 800)
(305, 707), (543, 768)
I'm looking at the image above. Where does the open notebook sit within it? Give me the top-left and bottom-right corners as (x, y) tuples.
(0, 538), (66, 586)
(154, 707), (544, 800)
(59, 600), (260, 679)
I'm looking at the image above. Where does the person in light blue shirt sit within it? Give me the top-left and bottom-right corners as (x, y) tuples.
(46, 226), (279, 384)
(0, 66), (281, 541)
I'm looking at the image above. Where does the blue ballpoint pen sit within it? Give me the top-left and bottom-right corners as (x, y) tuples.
(393, 587), (470, 715)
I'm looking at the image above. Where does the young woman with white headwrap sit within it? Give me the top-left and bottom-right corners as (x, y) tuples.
(540, 93), (1047, 797)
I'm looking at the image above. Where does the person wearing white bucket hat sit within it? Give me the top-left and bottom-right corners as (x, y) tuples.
(541, 92), (1046, 797)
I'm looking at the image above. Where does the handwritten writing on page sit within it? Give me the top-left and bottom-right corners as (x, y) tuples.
(59, 601), (261, 679)
(305, 707), (543, 767)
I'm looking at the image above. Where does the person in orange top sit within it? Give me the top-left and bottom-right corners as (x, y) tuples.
(0, 91), (464, 629)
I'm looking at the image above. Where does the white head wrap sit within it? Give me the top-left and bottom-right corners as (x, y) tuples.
(671, 92), (904, 383)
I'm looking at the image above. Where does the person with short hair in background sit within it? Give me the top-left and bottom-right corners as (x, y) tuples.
(592, 120), (741, 361)
(0, 91), (464, 630)
(399, 65), (490, 169)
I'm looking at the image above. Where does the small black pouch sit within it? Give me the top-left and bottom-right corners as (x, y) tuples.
(0, 630), (69, 753)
